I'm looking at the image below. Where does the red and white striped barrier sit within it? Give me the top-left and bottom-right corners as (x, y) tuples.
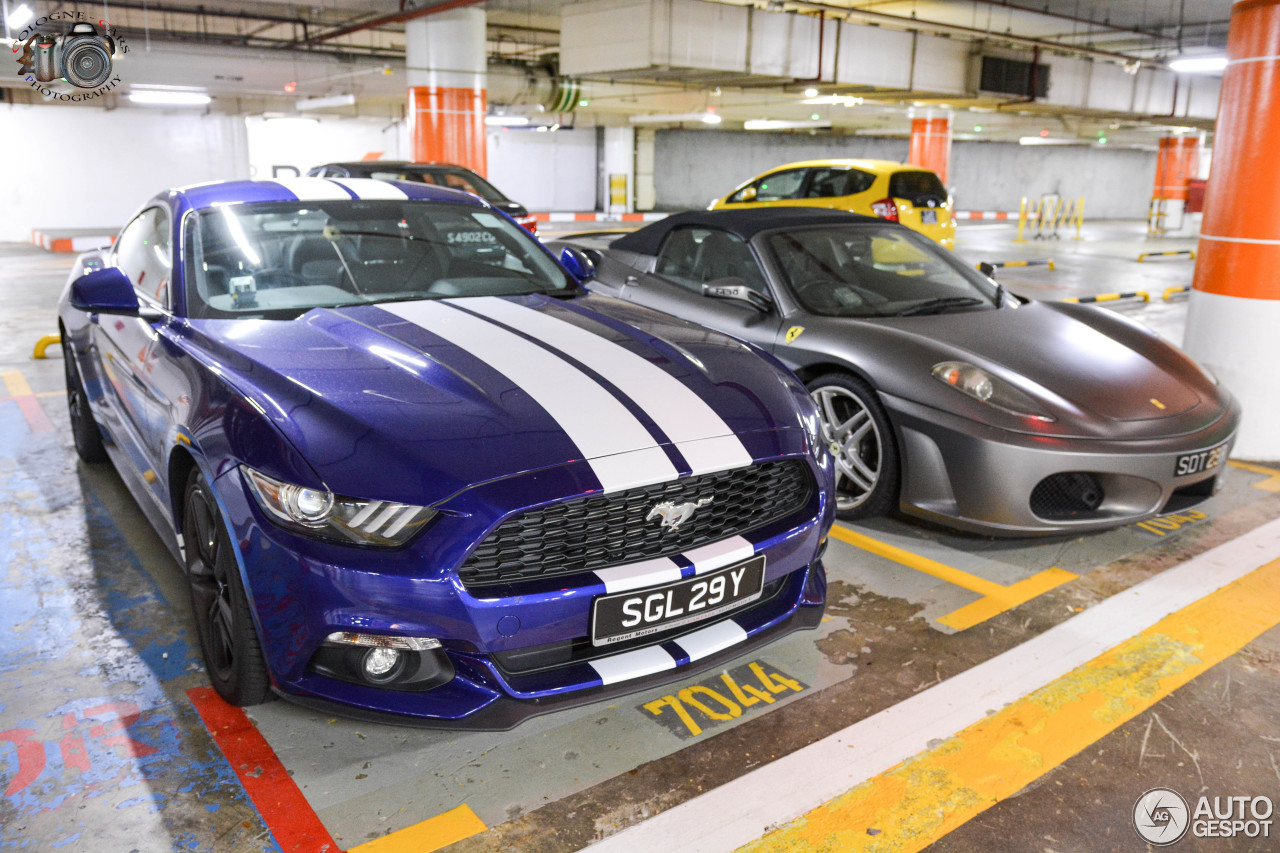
(952, 210), (1019, 221)
(32, 230), (115, 253)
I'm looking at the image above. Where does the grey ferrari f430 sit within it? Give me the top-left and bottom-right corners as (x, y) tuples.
(553, 208), (1240, 536)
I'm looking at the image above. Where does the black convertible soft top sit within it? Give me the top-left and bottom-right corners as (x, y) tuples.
(610, 208), (881, 256)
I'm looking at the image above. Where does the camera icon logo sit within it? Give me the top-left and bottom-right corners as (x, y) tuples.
(16, 21), (115, 89)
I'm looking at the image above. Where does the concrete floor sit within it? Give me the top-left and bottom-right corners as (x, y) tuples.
(2, 220), (1278, 853)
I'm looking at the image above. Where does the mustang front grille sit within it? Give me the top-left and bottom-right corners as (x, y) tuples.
(458, 459), (813, 588)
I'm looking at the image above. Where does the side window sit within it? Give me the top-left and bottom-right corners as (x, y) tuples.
(727, 168), (807, 203)
(847, 169), (877, 195)
(114, 207), (172, 308)
(805, 168), (851, 198)
(655, 228), (769, 295)
(442, 173), (480, 194)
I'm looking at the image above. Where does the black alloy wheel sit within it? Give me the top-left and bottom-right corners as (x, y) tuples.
(184, 468), (272, 706)
(62, 340), (108, 463)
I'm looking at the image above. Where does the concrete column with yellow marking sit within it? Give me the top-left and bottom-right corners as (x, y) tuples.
(1184, 0), (1280, 460)
(405, 8), (488, 175)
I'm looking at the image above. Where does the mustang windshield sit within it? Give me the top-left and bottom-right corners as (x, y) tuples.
(767, 224), (999, 318)
(184, 200), (572, 320)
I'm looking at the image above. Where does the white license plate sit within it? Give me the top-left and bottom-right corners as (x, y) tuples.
(590, 556), (765, 647)
(1174, 442), (1227, 477)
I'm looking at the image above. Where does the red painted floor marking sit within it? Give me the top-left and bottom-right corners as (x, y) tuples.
(187, 687), (342, 853)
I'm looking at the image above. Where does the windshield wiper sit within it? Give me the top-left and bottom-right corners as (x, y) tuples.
(895, 296), (985, 317)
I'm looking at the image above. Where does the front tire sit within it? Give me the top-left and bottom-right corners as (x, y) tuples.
(184, 468), (272, 706)
(62, 341), (108, 463)
(807, 372), (899, 520)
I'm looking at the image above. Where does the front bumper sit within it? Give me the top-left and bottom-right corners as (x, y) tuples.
(884, 391), (1242, 536)
(211, 431), (833, 726)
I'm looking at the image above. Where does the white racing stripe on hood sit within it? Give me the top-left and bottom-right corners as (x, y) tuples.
(594, 536), (756, 592)
(329, 178), (409, 200)
(382, 300), (678, 492)
(468, 296), (752, 476)
(270, 177), (353, 201)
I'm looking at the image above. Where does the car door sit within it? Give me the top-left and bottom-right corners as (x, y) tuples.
(622, 226), (782, 350)
(92, 205), (175, 496)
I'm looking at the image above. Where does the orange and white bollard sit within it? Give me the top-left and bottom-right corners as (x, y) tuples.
(405, 8), (488, 175)
(1184, 0), (1280, 460)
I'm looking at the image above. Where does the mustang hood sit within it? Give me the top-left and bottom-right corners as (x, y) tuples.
(188, 294), (802, 506)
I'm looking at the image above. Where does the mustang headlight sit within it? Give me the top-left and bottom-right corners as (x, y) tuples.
(932, 361), (1056, 422)
(242, 466), (436, 547)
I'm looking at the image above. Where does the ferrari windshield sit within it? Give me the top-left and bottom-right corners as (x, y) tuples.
(767, 224), (999, 318)
(184, 200), (572, 320)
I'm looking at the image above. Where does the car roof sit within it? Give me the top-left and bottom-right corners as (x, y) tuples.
(173, 177), (485, 211)
(319, 161), (472, 171)
(756, 159), (929, 174)
(609, 208), (881, 256)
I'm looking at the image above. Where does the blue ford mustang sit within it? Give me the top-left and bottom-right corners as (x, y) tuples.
(58, 178), (833, 727)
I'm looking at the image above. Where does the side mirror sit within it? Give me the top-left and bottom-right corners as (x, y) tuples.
(560, 246), (596, 282)
(740, 186), (758, 202)
(69, 267), (142, 315)
(978, 262), (996, 277)
(702, 277), (772, 312)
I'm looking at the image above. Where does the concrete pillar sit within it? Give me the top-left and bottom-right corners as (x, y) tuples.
(1184, 0), (1280, 460)
(907, 111), (951, 185)
(635, 127), (656, 211)
(1153, 136), (1201, 200)
(602, 126), (636, 214)
(405, 8), (487, 174)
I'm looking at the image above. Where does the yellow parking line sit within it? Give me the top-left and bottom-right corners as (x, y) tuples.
(348, 804), (486, 853)
(1228, 459), (1280, 492)
(829, 526), (1076, 630)
(2, 370), (34, 398)
(745, 555), (1280, 852)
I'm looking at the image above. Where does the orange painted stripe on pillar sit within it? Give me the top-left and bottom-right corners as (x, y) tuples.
(1192, 239), (1280, 300)
(408, 85), (488, 177)
(187, 687), (341, 853)
(907, 117), (951, 185)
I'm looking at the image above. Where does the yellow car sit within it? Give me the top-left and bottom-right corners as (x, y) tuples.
(710, 159), (956, 249)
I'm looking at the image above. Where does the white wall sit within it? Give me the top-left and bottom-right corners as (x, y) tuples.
(486, 128), (597, 211)
(0, 103), (248, 240)
(244, 115), (410, 180)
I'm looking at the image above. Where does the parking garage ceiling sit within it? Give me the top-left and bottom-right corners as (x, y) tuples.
(1, 1), (1236, 145)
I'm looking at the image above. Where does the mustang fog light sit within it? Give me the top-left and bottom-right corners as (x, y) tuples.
(363, 647), (403, 681)
(931, 361), (1056, 422)
(311, 632), (455, 692)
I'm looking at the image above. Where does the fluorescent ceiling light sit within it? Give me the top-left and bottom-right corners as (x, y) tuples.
(744, 119), (832, 131)
(1018, 136), (1081, 146)
(803, 87), (819, 98)
(629, 112), (722, 125)
(801, 95), (862, 107)
(8, 4), (33, 29)
(297, 93), (356, 111)
(485, 115), (530, 126)
(128, 88), (212, 106)
(1168, 56), (1228, 74)
(265, 117), (319, 125)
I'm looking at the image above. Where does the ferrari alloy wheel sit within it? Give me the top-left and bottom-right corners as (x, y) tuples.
(62, 340), (109, 463)
(807, 373), (899, 520)
(184, 469), (272, 706)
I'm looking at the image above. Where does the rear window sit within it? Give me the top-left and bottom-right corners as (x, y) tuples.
(888, 171), (947, 204)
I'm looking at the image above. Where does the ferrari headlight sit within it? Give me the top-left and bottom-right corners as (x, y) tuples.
(932, 361), (1056, 422)
(242, 466), (436, 547)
